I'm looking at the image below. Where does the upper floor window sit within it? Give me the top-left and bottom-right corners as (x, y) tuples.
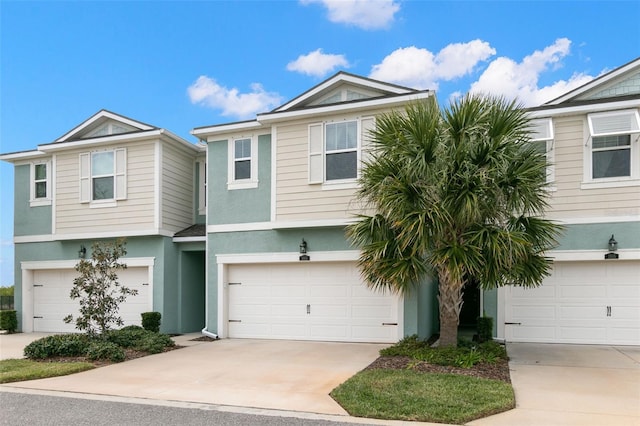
(308, 117), (375, 187)
(80, 149), (127, 204)
(529, 118), (555, 185)
(30, 161), (51, 206)
(228, 137), (258, 190)
(585, 110), (640, 186)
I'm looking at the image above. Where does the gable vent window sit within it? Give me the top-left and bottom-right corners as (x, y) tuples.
(586, 110), (640, 184)
(80, 148), (127, 204)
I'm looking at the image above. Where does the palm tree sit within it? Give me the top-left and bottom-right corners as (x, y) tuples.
(348, 95), (563, 347)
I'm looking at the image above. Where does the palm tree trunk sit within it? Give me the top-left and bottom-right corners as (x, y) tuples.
(437, 268), (464, 347)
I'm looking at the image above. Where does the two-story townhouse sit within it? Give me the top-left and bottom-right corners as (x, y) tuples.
(492, 58), (640, 345)
(193, 72), (437, 343)
(1, 110), (207, 334)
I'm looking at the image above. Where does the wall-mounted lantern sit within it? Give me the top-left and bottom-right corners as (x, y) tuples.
(299, 239), (310, 261)
(605, 235), (619, 260)
(78, 245), (86, 259)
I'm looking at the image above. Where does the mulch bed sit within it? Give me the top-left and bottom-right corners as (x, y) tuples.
(35, 345), (184, 368)
(366, 355), (511, 383)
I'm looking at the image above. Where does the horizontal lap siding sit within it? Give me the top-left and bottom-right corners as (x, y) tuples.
(547, 116), (640, 221)
(275, 121), (363, 221)
(55, 142), (156, 234)
(161, 143), (194, 231)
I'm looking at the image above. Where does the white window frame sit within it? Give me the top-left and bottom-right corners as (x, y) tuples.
(30, 160), (51, 207)
(583, 109), (640, 189)
(308, 116), (375, 190)
(227, 137), (258, 190)
(79, 148), (127, 206)
(530, 118), (555, 188)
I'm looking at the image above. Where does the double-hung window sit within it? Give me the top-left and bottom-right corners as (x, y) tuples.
(309, 117), (375, 186)
(30, 161), (51, 206)
(80, 149), (127, 204)
(585, 110), (640, 185)
(529, 118), (555, 185)
(228, 137), (258, 189)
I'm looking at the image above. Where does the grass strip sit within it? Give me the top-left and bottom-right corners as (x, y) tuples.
(0, 359), (95, 384)
(331, 369), (515, 424)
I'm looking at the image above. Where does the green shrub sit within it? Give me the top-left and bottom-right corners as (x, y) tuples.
(477, 316), (494, 342)
(0, 310), (18, 333)
(24, 334), (90, 359)
(106, 326), (146, 348)
(85, 341), (126, 362)
(135, 333), (174, 354)
(141, 312), (161, 333)
(380, 335), (426, 356)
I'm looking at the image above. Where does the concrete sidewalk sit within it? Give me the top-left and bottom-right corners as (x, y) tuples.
(469, 343), (640, 426)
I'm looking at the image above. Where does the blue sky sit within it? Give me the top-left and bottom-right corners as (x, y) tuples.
(1, 0), (639, 286)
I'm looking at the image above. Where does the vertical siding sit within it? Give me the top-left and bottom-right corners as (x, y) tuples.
(546, 115), (640, 220)
(55, 141), (156, 234)
(161, 143), (195, 231)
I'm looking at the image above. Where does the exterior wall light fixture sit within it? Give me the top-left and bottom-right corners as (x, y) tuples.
(78, 245), (86, 259)
(605, 235), (619, 260)
(299, 239), (310, 261)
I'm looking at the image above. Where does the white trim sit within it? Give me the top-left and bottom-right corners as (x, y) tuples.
(192, 120), (263, 138)
(21, 257), (155, 270)
(258, 92), (432, 124)
(548, 249), (640, 261)
(154, 141), (161, 230)
(216, 250), (359, 265)
(528, 99), (640, 119)
(55, 110), (155, 142)
(580, 178), (640, 190)
(29, 160), (52, 206)
(207, 218), (355, 234)
(43, 129), (163, 152)
(271, 126), (277, 222)
(556, 215), (640, 224)
(0, 150), (48, 161)
(14, 229), (174, 243)
(172, 236), (206, 243)
(227, 136), (259, 190)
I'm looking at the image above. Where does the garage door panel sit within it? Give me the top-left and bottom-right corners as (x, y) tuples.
(506, 261), (640, 345)
(33, 267), (151, 333)
(227, 262), (400, 343)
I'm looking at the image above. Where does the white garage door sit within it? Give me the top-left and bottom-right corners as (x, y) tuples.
(505, 261), (640, 345)
(227, 262), (400, 343)
(33, 267), (152, 333)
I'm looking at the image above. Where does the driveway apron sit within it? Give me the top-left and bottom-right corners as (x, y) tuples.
(3, 337), (386, 416)
(469, 343), (640, 426)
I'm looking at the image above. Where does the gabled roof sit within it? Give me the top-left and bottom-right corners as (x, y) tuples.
(272, 71), (420, 112)
(55, 109), (158, 142)
(544, 57), (640, 106)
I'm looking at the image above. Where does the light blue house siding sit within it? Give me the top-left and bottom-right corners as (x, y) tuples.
(14, 165), (52, 236)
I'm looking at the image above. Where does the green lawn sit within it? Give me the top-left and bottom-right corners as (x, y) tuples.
(331, 368), (515, 424)
(0, 358), (95, 384)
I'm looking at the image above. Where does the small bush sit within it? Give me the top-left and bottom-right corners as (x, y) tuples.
(106, 326), (146, 348)
(135, 333), (174, 354)
(0, 310), (18, 333)
(141, 312), (161, 333)
(85, 341), (126, 362)
(477, 316), (494, 342)
(24, 334), (90, 359)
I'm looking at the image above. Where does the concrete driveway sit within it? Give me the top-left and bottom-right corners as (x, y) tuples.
(470, 343), (640, 426)
(2, 335), (386, 416)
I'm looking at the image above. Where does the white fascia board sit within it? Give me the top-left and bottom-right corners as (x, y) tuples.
(172, 236), (206, 243)
(557, 215), (640, 225)
(528, 99), (640, 119)
(216, 250), (360, 264)
(56, 110), (155, 142)
(548, 249), (640, 261)
(259, 91), (432, 124)
(21, 257), (155, 270)
(0, 150), (48, 162)
(207, 218), (355, 233)
(274, 74), (414, 112)
(191, 121), (263, 139)
(39, 129), (164, 152)
(34, 228), (173, 242)
(159, 130), (204, 153)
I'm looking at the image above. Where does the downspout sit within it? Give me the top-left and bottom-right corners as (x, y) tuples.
(198, 137), (218, 339)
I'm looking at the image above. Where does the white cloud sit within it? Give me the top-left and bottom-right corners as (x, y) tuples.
(287, 49), (350, 77)
(469, 38), (594, 106)
(369, 40), (496, 90)
(187, 76), (283, 119)
(301, 0), (400, 30)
